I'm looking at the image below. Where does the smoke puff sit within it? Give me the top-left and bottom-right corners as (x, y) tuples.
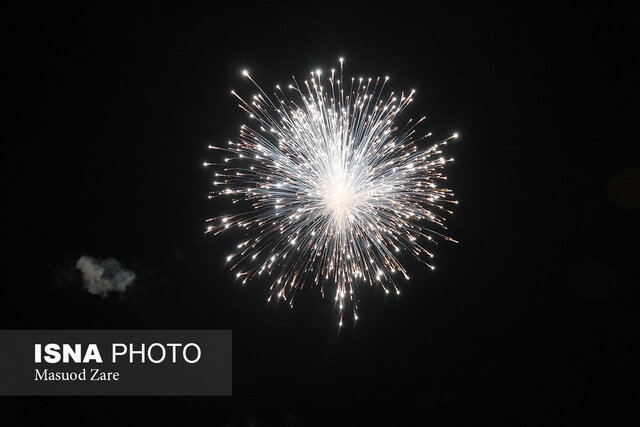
(75, 255), (136, 297)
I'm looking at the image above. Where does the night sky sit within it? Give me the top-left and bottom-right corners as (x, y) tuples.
(3, 2), (638, 425)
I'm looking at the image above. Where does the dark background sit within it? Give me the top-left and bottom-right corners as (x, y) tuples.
(3, 2), (638, 425)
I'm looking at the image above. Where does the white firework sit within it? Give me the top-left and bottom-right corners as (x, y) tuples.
(205, 59), (458, 325)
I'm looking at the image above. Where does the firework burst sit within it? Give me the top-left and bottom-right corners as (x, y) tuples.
(205, 59), (458, 325)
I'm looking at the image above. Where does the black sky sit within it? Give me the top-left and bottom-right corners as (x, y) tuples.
(3, 2), (638, 425)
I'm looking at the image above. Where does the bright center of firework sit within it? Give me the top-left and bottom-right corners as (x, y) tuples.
(323, 171), (357, 219)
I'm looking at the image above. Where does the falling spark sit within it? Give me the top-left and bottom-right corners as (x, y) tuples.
(206, 60), (458, 324)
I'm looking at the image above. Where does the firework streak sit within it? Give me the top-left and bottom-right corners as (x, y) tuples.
(205, 60), (458, 325)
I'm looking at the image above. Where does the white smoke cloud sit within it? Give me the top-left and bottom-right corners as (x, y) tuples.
(75, 255), (136, 297)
